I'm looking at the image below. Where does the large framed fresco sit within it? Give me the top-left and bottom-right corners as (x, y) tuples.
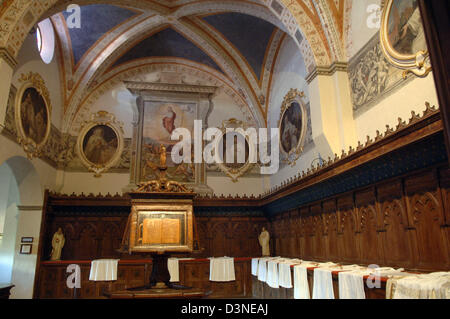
(380, 0), (431, 77)
(140, 102), (196, 184)
(212, 119), (255, 182)
(76, 111), (124, 177)
(279, 89), (308, 167)
(14, 72), (52, 159)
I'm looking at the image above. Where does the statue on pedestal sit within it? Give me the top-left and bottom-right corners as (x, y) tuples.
(258, 227), (270, 257)
(50, 228), (65, 261)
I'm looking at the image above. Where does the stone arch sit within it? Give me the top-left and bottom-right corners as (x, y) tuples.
(70, 58), (254, 134)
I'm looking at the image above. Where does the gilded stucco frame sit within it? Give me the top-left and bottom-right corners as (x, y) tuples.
(76, 111), (124, 177)
(380, 0), (431, 78)
(214, 118), (256, 183)
(14, 72), (52, 159)
(278, 89), (308, 167)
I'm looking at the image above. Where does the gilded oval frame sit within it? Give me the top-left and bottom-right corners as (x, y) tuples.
(14, 72), (52, 159)
(380, 0), (431, 78)
(278, 89), (307, 167)
(213, 119), (256, 183)
(76, 111), (124, 177)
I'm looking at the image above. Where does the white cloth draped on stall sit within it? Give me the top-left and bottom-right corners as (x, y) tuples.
(257, 257), (278, 282)
(338, 266), (373, 299)
(293, 261), (321, 299)
(266, 260), (280, 288)
(168, 258), (194, 282)
(278, 259), (301, 289)
(388, 272), (450, 299)
(251, 258), (259, 276)
(313, 267), (335, 299)
(209, 257), (236, 282)
(89, 259), (120, 281)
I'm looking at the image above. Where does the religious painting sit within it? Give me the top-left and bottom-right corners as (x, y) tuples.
(82, 125), (118, 165)
(380, 0), (431, 77)
(279, 89), (307, 166)
(77, 111), (124, 177)
(15, 72), (52, 159)
(219, 132), (250, 171)
(141, 102), (196, 183)
(213, 119), (255, 182)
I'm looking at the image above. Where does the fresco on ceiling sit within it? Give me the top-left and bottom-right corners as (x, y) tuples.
(112, 28), (224, 74)
(63, 4), (138, 65)
(202, 12), (277, 80)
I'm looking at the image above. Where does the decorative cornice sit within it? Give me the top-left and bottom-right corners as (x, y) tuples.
(124, 80), (218, 96)
(17, 205), (43, 211)
(306, 61), (349, 84)
(45, 104), (442, 210)
(0, 47), (18, 68)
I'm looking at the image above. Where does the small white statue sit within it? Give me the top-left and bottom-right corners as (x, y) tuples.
(258, 227), (270, 257)
(50, 228), (65, 261)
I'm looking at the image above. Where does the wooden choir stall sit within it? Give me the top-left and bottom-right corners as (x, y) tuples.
(32, 107), (450, 299)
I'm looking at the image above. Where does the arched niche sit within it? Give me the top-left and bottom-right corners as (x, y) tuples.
(0, 156), (43, 299)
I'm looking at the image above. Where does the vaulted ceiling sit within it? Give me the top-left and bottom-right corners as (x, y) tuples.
(0, 0), (351, 132)
(51, 3), (291, 131)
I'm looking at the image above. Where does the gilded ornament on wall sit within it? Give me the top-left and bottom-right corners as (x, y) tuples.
(214, 119), (256, 183)
(380, 0), (431, 78)
(14, 72), (52, 159)
(279, 89), (308, 167)
(76, 111), (124, 177)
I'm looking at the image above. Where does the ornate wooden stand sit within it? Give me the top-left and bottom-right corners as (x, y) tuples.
(108, 152), (204, 298)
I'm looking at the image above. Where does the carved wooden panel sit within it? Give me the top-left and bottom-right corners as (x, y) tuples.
(337, 196), (359, 264)
(267, 167), (450, 272)
(356, 189), (381, 265)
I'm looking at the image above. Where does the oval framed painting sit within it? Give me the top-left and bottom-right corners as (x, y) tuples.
(380, 0), (431, 77)
(14, 73), (52, 159)
(279, 89), (307, 166)
(77, 111), (124, 177)
(213, 119), (256, 182)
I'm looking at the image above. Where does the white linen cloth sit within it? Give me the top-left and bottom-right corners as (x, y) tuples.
(168, 258), (194, 282)
(312, 262), (341, 299)
(251, 258), (259, 276)
(89, 259), (119, 281)
(338, 267), (371, 299)
(266, 260), (280, 289)
(294, 265), (310, 299)
(337, 265), (374, 299)
(209, 257), (236, 282)
(257, 258), (269, 282)
(313, 268), (335, 299)
(257, 257), (281, 282)
(277, 259), (302, 289)
(391, 272), (450, 299)
(293, 261), (320, 299)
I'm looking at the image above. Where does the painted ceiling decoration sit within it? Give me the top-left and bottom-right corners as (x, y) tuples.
(110, 27), (225, 74)
(201, 12), (277, 81)
(0, 0), (351, 132)
(61, 4), (140, 66)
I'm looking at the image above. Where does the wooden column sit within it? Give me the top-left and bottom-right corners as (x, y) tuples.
(419, 0), (450, 164)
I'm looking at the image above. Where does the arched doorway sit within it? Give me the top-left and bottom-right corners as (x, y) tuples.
(0, 156), (43, 299)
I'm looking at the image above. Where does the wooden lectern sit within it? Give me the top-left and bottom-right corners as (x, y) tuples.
(115, 146), (203, 296)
